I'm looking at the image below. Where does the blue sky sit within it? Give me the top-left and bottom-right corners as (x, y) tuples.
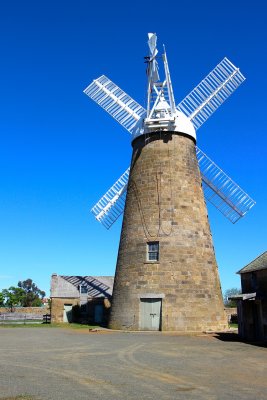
(0, 0), (266, 297)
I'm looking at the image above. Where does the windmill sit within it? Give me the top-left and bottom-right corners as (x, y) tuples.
(84, 33), (255, 331)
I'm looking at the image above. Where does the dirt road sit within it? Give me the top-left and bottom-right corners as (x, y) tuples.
(0, 328), (266, 399)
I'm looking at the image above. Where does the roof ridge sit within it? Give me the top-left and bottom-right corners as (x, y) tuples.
(237, 250), (267, 274)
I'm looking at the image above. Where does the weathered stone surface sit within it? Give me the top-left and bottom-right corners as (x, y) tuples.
(109, 132), (227, 331)
(0, 306), (49, 315)
(50, 275), (114, 323)
(51, 297), (79, 323)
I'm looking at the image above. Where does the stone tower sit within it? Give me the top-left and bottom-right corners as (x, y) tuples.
(109, 131), (227, 331)
(85, 34), (251, 332)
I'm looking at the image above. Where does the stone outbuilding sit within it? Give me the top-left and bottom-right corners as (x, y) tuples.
(50, 274), (114, 324)
(231, 251), (267, 341)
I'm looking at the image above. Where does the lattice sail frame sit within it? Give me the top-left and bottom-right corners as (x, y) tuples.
(84, 37), (255, 229)
(196, 148), (256, 223)
(91, 148), (256, 228)
(91, 168), (130, 229)
(177, 58), (245, 130)
(84, 76), (146, 135)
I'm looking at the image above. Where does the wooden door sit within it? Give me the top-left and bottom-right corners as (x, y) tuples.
(140, 299), (161, 330)
(63, 304), (73, 322)
(94, 304), (104, 324)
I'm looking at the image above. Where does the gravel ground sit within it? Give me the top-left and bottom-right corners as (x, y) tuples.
(0, 327), (266, 400)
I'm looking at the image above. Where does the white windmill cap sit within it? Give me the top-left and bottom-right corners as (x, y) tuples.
(173, 110), (196, 141)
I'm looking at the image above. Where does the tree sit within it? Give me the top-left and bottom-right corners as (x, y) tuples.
(18, 279), (46, 307)
(0, 292), (4, 306)
(224, 288), (241, 308)
(2, 287), (26, 311)
(1, 279), (46, 310)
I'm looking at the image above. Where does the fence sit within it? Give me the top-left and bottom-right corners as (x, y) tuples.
(0, 312), (51, 324)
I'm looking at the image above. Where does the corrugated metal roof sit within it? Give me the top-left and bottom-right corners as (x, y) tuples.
(228, 293), (256, 300)
(61, 276), (114, 298)
(237, 251), (267, 274)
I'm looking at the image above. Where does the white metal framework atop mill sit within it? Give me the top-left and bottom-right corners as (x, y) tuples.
(84, 34), (255, 332)
(85, 34), (255, 229)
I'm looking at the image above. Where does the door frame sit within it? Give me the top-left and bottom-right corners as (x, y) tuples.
(139, 296), (163, 331)
(63, 303), (73, 323)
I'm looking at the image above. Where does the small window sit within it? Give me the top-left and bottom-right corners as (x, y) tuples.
(147, 241), (159, 261)
(80, 285), (87, 294)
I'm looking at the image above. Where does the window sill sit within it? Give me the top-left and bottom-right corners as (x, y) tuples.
(144, 261), (160, 264)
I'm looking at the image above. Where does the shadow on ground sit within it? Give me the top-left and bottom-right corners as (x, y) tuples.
(214, 332), (267, 348)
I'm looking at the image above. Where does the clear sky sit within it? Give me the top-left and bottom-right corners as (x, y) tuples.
(0, 0), (266, 297)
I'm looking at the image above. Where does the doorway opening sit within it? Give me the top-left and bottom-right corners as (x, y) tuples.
(63, 304), (73, 322)
(140, 298), (162, 331)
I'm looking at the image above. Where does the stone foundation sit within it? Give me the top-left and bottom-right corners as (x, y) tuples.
(51, 298), (78, 323)
(0, 306), (49, 315)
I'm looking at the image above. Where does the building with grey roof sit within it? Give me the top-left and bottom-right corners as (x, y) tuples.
(50, 274), (114, 324)
(237, 251), (267, 275)
(230, 251), (267, 341)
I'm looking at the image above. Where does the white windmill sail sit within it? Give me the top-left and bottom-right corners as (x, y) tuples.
(196, 148), (256, 223)
(91, 168), (130, 229)
(91, 148), (256, 228)
(85, 34), (255, 229)
(175, 57), (254, 221)
(84, 75), (146, 135)
(177, 58), (245, 130)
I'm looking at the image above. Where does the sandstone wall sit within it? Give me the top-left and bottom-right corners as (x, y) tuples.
(109, 132), (227, 332)
(51, 298), (79, 323)
(0, 307), (49, 315)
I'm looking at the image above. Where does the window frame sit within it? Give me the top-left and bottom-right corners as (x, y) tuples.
(147, 241), (159, 262)
(80, 285), (87, 294)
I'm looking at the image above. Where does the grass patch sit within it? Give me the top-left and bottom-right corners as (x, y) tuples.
(0, 323), (45, 328)
(1, 396), (37, 400)
(0, 322), (101, 329)
(51, 322), (101, 330)
(229, 323), (238, 329)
